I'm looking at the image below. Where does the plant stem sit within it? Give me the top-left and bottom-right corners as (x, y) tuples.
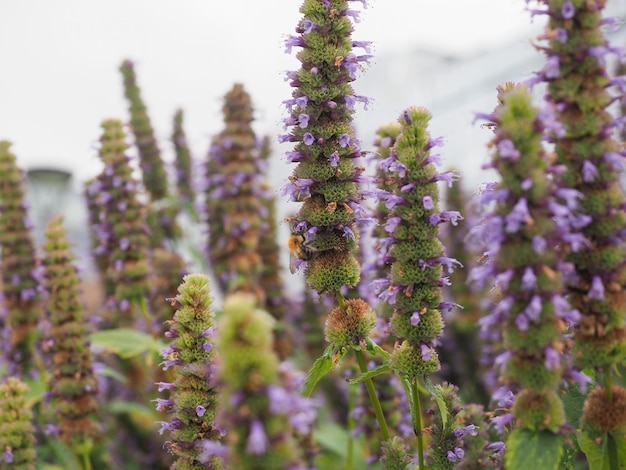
(136, 296), (157, 338)
(346, 379), (356, 470)
(411, 380), (425, 470)
(354, 349), (390, 441)
(603, 372), (619, 470)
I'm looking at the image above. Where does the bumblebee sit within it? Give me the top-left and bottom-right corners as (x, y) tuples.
(287, 231), (319, 274)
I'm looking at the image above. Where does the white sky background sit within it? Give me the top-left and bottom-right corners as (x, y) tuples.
(0, 0), (541, 187)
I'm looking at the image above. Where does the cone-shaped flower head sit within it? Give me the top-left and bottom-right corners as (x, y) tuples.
(119, 59), (168, 201)
(425, 382), (478, 469)
(157, 273), (223, 469)
(534, 0), (626, 372)
(171, 108), (195, 205)
(92, 119), (151, 325)
(216, 294), (312, 469)
(42, 215), (100, 446)
(472, 85), (577, 432)
(0, 377), (36, 469)
(281, 0), (372, 294)
(0, 140), (42, 376)
(374, 107), (461, 380)
(205, 84), (268, 302)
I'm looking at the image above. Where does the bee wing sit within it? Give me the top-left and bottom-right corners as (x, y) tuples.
(289, 250), (299, 274)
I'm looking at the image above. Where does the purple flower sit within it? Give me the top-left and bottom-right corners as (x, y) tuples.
(588, 275), (605, 300)
(246, 420), (269, 455)
(329, 151), (340, 167)
(302, 19), (316, 34)
(410, 311), (421, 326)
(497, 139), (520, 160)
(561, 1), (575, 19)
(303, 132), (315, 146)
(196, 405), (206, 417)
(339, 133), (351, 148)
(543, 56), (560, 79)
(154, 397), (173, 411)
(298, 113), (310, 129)
(447, 447), (464, 462)
(582, 160), (598, 182)
(422, 195), (434, 209)
(521, 267), (537, 290)
(420, 343), (431, 361)
(504, 198), (530, 233)
(544, 347), (561, 370)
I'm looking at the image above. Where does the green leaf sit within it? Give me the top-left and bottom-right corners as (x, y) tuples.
(348, 363), (390, 385)
(91, 328), (166, 359)
(313, 422), (376, 470)
(561, 382), (589, 429)
(302, 345), (347, 397)
(423, 376), (449, 428)
(365, 337), (391, 359)
(506, 428), (564, 470)
(578, 430), (626, 470)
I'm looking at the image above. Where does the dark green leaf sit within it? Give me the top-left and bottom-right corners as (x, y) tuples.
(91, 328), (166, 359)
(302, 345), (347, 397)
(348, 363), (390, 385)
(506, 428), (564, 470)
(423, 376), (448, 427)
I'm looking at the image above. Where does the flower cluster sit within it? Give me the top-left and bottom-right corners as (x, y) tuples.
(88, 119), (151, 326)
(0, 140), (42, 376)
(0, 377), (36, 468)
(471, 85), (580, 435)
(41, 215), (100, 446)
(205, 84), (268, 302)
(216, 294), (313, 469)
(425, 382), (478, 470)
(171, 108), (196, 206)
(281, 0), (372, 294)
(119, 59), (169, 201)
(120, 59), (181, 245)
(374, 107), (461, 381)
(256, 137), (292, 359)
(156, 273), (223, 468)
(535, 0), (626, 374)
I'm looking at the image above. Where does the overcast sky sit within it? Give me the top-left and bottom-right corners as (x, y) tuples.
(0, 0), (539, 186)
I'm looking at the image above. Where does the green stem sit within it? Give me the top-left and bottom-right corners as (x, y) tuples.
(410, 380), (425, 470)
(336, 291), (346, 309)
(136, 296), (157, 339)
(346, 378), (356, 470)
(354, 349), (390, 441)
(603, 372), (619, 470)
(78, 449), (93, 470)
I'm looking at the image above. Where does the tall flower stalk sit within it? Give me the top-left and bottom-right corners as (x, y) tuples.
(532, 0), (626, 464)
(374, 107), (462, 467)
(472, 85), (583, 465)
(91, 119), (151, 327)
(0, 377), (37, 469)
(42, 215), (100, 465)
(119, 59), (168, 201)
(216, 293), (312, 469)
(156, 273), (222, 469)
(171, 108), (196, 207)
(0, 140), (43, 377)
(281, 0), (371, 297)
(205, 84), (266, 302)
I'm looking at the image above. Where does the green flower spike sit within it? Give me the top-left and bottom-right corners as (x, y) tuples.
(0, 140), (43, 377)
(94, 119), (151, 326)
(216, 293), (308, 470)
(281, 0), (372, 295)
(0, 377), (36, 470)
(205, 84), (266, 303)
(42, 215), (100, 451)
(157, 273), (222, 469)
